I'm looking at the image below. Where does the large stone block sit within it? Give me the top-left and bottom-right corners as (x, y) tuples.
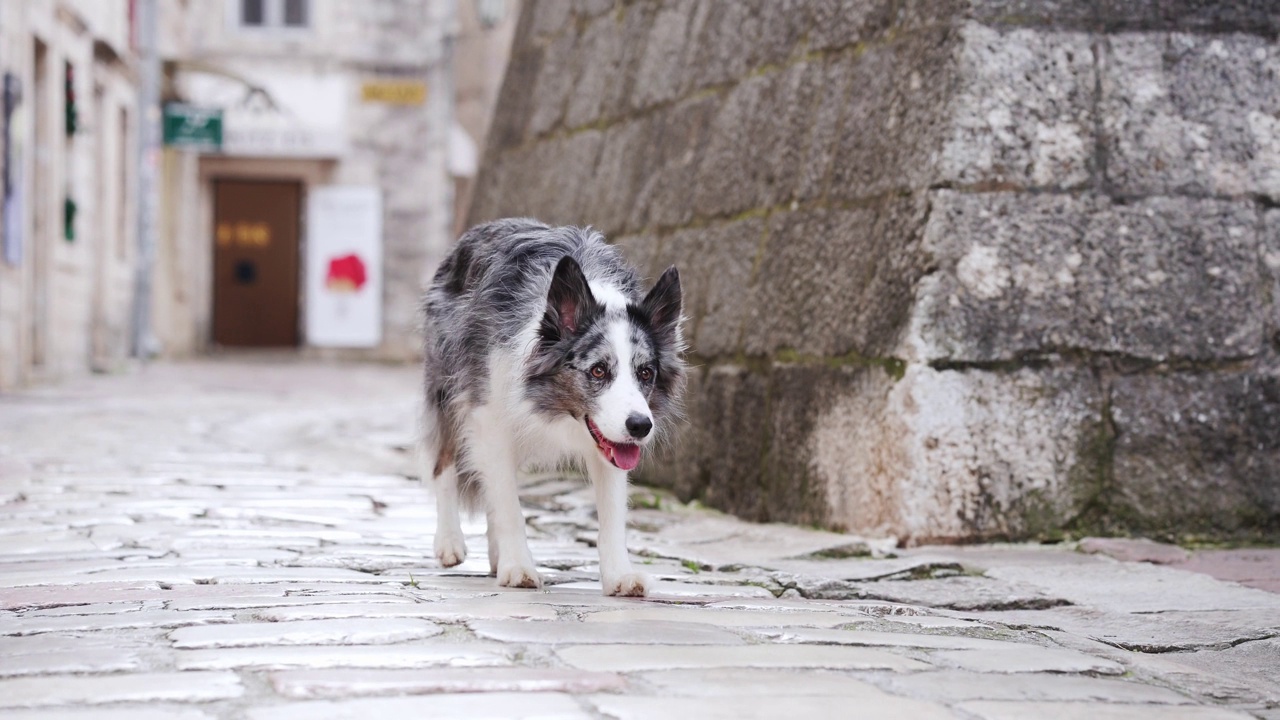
(574, 0), (616, 19)
(1102, 33), (1280, 201)
(818, 363), (1105, 542)
(598, 3), (661, 125)
(685, 0), (811, 91)
(630, 0), (701, 110)
(662, 218), (765, 359)
(745, 195), (931, 358)
(647, 360), (1106, 543)
(643, 363), (865, 529)
(938, 23), (1095, 189)
(627, 96), (720, 232)
(527, 27), (578, 137)
(794, 58), (857, 202)
(691, 62), (825, 218)
(903, 191), (1266, 363)
(571, 94), (718, 237)
(525, 0), (573, 40)
(1265, 211), (1280, 348)
(470, 130), (606, 228)
(563, 11), (625, 129)
(584, 117), (657, 236)
(610, 232), (664, 280)
(1095, 1), (1280, 35)
(910, 0), (1280, 34)
(828, 27), (959, 200)
(1110, 369), (1280, 538)
(806, 0), (898, 52)
(483, 48), (544, 152)
(553, 4), (665, 131)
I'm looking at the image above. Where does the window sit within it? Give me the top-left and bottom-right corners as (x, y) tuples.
(238, 0), (308, 30)
(282, 0), (307, 27)
(241, 0), (265, 26)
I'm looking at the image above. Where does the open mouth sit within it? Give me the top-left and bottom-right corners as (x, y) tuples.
(586, 416), (642, 471)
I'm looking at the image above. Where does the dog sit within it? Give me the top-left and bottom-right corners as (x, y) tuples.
(421, 218), (685, 597)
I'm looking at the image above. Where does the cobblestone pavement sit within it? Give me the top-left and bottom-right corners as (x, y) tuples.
(1, 358), (1278, 719)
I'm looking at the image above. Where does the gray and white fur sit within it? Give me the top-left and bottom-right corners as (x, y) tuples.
(421, 218), (685, 596)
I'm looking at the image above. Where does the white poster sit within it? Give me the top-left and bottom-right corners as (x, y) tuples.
(306, 186), (382, 347)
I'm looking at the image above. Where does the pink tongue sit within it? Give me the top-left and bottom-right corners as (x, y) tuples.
(611, 443), (642, 471)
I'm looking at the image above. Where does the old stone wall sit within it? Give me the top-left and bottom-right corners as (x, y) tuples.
(469, 0), (1280, 543)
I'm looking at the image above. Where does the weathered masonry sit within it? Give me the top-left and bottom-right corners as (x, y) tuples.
(469, 0), (1280, 543)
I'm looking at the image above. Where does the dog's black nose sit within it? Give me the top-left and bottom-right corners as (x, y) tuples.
(625, 414), (653, 440)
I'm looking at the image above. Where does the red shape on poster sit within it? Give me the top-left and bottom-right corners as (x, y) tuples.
(325, 253), (367, 293)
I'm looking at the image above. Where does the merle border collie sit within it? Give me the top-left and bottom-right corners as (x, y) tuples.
(421, 218), (685, 596)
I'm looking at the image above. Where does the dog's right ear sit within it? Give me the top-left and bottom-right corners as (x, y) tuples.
(545, 256), (599, 339)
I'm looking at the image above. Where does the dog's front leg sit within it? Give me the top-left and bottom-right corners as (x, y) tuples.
(431, 464), (467, 568)
(467, 415), (541, 589)
(588, 456), (651, 597)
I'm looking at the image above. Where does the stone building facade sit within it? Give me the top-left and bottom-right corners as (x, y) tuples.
(0, 1), (520, 388)
(153, 0), (458, 360)
(470, 1), (1280, 543)
(0, 1), (139, 390)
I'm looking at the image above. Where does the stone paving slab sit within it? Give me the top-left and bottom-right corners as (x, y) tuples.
(932, 646), (1125, 675)
(268, 667), (629, 699)
(168, 617), (444, 648)
(955, 701), (1256, 720)
(589, 693), (956, 720)
(0, 672), (244, 708)
(5, 709), (217, 720)
(878, 670), (1197, 704)
(172, 643), (514, 671)
(1, 359), (1277, 718)
(251, 599), (556, 622)
(556, 643), (934, 672)
(967, 606), (1280, 653)
(244, 692), (588, 720)
(469, 618), (748, 645)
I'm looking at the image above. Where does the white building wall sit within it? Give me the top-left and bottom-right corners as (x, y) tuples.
(0, 0), (139, 390)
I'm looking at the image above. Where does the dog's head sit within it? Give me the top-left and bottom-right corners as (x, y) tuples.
(528, 256), (686, 471)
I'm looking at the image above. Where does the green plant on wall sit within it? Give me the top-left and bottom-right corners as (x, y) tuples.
(64, 196), (75, 242)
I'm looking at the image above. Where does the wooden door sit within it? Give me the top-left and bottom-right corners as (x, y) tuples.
(212, 180), (301, 346)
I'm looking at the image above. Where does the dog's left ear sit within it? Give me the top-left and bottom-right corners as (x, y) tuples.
(641, 265), (682, 343)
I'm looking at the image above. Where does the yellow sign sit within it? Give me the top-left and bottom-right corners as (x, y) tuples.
(361, 80), (427, 105)
(216, 222), (272, 248)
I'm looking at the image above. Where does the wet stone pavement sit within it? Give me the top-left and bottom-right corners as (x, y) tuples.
(1, 358), (1278, 719)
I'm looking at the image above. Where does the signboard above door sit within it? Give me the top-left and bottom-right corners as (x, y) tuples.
(360, 80), (426, 105)
(176, 67), (346, 158)
(163, 103), (223, 151)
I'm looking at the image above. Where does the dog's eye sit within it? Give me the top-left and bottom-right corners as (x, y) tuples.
(638, 366), (654, 383)
(589, 363), (607, 380)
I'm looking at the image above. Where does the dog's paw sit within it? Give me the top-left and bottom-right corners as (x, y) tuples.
(433, 532), (467, 568)
(603, 572), (651, 597)
(496, 562), (543, 589)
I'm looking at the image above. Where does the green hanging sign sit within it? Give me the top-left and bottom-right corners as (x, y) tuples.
(163, 103), (222, 151)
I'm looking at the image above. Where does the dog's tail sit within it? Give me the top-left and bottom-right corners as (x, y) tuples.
(420, 376), (486, 514)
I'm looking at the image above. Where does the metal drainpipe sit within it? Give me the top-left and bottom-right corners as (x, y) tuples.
(130, 0), (159, 359)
